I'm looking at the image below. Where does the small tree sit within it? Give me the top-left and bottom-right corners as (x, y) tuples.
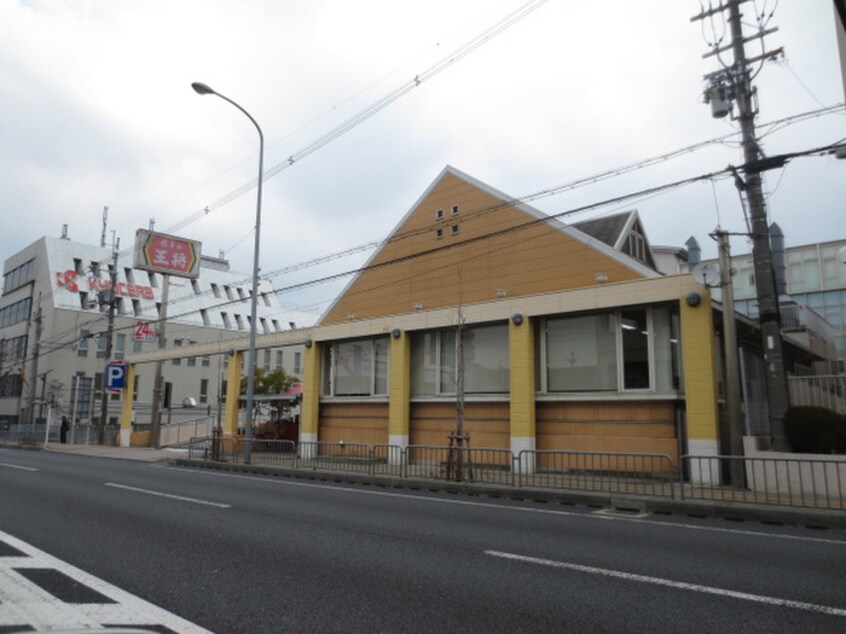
(241, 368), (297, 422)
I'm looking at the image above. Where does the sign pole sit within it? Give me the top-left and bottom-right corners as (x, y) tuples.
(149, 274), (169, 449)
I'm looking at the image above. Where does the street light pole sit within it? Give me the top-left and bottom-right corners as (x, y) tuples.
(192, 82), (263, 460)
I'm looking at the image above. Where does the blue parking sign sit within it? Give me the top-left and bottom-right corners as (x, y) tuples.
(106, 361), (126, 392)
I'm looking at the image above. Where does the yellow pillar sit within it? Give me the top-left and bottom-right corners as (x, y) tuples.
(300, 342), (321, 446)
(388, 332), (411, 456)
(222, 351), (242, 435)
(679, 293), (721, 481)
(119, 363), (136, 447)
(509, 316), (536, 472)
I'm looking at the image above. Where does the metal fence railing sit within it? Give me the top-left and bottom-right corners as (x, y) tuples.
(160, 417), (216, 448)
(517, 450), (677, 499)
(405, 445), (516, 485)
(788, 374), (846, 414)
(0, 423), (118, 447)
(187, 435), (297, 468)
(682, 454), (846, 510)
(18, 430), (843, 512)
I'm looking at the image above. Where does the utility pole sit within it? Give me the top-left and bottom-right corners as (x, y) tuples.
(27, 294), (42, 425)
(715, 229), (746, 485)
(98, 243), (120, 435)
(693, 0), (790, 449)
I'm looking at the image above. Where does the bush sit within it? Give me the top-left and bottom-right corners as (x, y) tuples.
(784, 406), (846, 454)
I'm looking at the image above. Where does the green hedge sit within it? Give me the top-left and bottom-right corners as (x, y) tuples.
(784, 406), (846, 454)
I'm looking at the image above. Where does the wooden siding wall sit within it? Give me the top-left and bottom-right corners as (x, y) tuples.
(317, 399), (678, 460)
(409, 401), (510, 449)
(536, 401), (678, 461)
(319, 403), (390, 446)
(322, 173), (643, 324)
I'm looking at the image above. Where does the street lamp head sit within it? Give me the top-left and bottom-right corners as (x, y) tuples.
(191, 82), (215, 96)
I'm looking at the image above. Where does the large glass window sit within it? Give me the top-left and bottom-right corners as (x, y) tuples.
(540, 305), (678, 395)
(411, 332), (437, 395)
(411, 324), (509, 396)
(0, 298), (32, 327)
(546, 314), (617, 391)
(621, 309), (649, 389)
(322, 337), (390, 397)
(3, 259), (35, 295)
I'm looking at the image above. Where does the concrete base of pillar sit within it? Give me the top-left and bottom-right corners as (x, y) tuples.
(687, 438), (721, 485)
(511, 437), (537, 475)
(388, 434), (408, 466)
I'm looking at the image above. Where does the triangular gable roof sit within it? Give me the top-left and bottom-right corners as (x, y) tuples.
(573, 210), (657, 270)
(319, 166), (660, 325)
(571, 212), (631, 248)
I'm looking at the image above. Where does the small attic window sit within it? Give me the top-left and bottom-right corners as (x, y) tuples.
(436, 228), (444, 239)
(436, 209), (444, 220)
(451, 204), (459, 216)
(625, 231), (646, 262)
(451, 224), (460, 236)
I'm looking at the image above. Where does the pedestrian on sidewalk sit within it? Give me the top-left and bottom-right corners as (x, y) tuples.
(60, 416), (69, 444)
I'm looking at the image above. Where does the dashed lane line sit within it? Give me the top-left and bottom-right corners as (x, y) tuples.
(104, 482), (231, 508)
(485, 550), (846, 617)
(0, 462), (38, 472)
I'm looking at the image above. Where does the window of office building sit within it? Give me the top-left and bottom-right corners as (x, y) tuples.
(411, 323), (509, 396)
(321, 337), (388, 397)
(537, 306), (678, 394)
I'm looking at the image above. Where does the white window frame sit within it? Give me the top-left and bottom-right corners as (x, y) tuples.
(538, 306), (677, 397)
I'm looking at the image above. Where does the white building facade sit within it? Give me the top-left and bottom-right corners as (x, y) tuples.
(0, 234), (306, 432)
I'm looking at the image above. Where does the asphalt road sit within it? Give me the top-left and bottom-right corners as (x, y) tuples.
(1, 446), (845, 633)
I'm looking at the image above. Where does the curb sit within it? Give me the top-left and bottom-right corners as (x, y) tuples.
(168, 457), (846, 532)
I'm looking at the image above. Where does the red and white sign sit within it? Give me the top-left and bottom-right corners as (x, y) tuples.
(55, 270), (155, 300)
(134, 320), (156, 342)
(134, 229), (201, 279)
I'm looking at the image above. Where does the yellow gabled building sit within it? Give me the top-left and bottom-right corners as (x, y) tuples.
(299, 166), (721, 466)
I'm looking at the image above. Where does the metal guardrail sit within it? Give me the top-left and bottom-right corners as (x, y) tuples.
(517, 450), (677, 499)
(187, 435), (297, 467)
(153, 437), (846, 511)
(160, 416), (216, 447)
(0, 424), (118, 447)
(682, 455), (846, 510)
(788, 374), (846, 414)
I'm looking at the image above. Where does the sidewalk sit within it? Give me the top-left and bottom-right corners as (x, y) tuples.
(43, 442), (186, 462)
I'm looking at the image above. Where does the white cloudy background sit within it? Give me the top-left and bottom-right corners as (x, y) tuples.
(1, 0), (843, 322)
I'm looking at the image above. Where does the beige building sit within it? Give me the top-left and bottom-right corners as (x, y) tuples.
(0, 233), (306, 437)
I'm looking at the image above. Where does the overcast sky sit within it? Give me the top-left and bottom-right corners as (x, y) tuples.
(1, 0), (844, 323)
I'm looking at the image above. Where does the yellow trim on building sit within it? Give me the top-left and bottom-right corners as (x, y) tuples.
(301, 342), (321, 438)
(119, 362), (136, 433)
(388, 332), (411, 439)
(679, 292), (720, 441)
(223, 352), (242, 434)
(508, 317), (535, 441)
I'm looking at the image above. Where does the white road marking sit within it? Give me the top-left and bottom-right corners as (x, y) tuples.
(104, 482), (231, 508)
(485, 550), (846, 617)
(0, 530), (212, 632)
(166, 466), (846, 546)
(0, 462), (38, 472)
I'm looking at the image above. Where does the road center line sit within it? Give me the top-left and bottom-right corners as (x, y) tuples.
(485, 550), (846, 617)
(104, 483), (231, 508)
(0, 462), (39, 472)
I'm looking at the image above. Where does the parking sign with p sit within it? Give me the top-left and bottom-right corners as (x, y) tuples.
(106, 361), (126, 392)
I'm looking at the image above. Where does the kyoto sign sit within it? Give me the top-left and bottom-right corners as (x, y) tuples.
(105, 361), (126, 392)
(134, 229), (201, 279)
